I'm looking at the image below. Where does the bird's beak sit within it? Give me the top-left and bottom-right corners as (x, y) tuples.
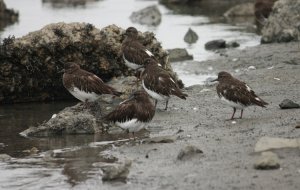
(136, 65), (145, 70)
(211, 78), (219, 82)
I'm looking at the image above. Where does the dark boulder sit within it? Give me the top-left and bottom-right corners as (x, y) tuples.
(0, 0), (18, 29)
(261, 0), (300, 43)
(0, 23), (175, 104)
(204, 39), (226, 50)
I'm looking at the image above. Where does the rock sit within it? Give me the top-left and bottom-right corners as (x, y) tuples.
(130, 5), (161, 26)
(94, 159), (132, 181)
(204, 39), (226, 50)
(184, 28), (198, 44)
(22, 147), (39, 154)
(255, 0), (277, 22)
(144, 135), (176, 143)
(261, 0), (300, 43)
(0, 23), (175, 104)
(177, 145), (203, 161)
(254, 151), (280, 170)
(0, 154), (12, 161)
(226, 41), (240, 48)
(0, 0), (18, 29)
(224, 3), (255, 17)
(42, 0), (99, 8)
(99, 150), (119, 162)
(254, 137), (300, 152)
(19, 98), (117, 136)
(279, 99), (300, 109)
(167, 48), (193, 62)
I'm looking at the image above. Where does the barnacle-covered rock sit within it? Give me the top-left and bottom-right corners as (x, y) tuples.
(0, 23), (174, 103)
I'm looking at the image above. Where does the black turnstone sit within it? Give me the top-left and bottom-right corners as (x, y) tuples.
(141, 58), (188, 110)
(121, 27), (158, 70)
(104, 90), (155, 136)
(62, 62), (122, 106)
(212, 71), (268, 120)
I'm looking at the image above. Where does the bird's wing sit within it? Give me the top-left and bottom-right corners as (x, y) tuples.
(105, 101), (136, 123)
(217, 80), (267, 107)
(72, 70), (117, 95)
(144, 68), (186, 98)
(123, 41), (154, 65)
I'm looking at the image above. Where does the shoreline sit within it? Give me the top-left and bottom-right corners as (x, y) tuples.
(104, 41), (300, 189)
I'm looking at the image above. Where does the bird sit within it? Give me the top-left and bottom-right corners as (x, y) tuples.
(212, 71), (268, 120)
(104, 90), (155, 137)
(121, 27), (157, 70)
(62, 62), (122, 107)
(141, 58), (188, 110)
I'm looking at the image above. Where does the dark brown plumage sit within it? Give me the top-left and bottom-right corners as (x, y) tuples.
(213, 71), (268, 120)
(104, 90), (155, 135)
(62, 62), (122, 105)
(121, 27), (156, 70)
(141, 58), (188, 110)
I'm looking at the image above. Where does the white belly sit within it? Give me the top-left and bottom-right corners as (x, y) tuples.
(123, 54), (141, 70)
(69, 87), (99, 102)
(220, 96), (246, 110)
(116, 119), (147, 133)
(142, 81), (169, 101)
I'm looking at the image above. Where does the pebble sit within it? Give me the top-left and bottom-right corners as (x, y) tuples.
(254, 151), (280, 170)
(248, 66), (256, 70)
(184, 28), (198, 44)
(177, 145), (203, 161)
(279, 99), (300, 109)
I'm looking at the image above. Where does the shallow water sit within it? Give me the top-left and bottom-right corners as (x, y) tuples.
(0, 0), (260, 188)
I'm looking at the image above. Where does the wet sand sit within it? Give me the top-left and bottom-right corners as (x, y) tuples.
(102, 42), (300, 190)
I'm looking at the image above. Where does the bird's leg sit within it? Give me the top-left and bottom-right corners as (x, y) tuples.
(164, 100), (169, 110)
(155, 100), (158, 108)
(240, 109), (244, 119)
(230, 107), (236, 120)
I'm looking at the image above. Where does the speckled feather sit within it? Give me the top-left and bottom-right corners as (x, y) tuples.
(142, 58), (187, 99)
(104, 90), (155, 123)
(63, 62), (122, 97)
(121, 27), (155, 68)
(216, 72), (268, 108)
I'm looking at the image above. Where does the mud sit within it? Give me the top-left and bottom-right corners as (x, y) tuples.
(97, 42), (300, 189)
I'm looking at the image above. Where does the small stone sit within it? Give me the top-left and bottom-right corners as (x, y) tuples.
(205, 39), (226, 50)
(98, 150), (118, 162)
(184, 28), (198, 44)
(226, 41), (240, 48)
(94, 159), (132, 181)
(0, 143), (5, 148)
(177, 145), (203, 161)
(248, 66), (256, 70)
(295, 125), (300, 129)
(130, 5), (161, 26)
(167, 48), (193, 62)
(0, 154), (12, 161)
(279, 99), (300, 109)
(232, 58), (239, 62)
(144, 135), (176, 143)
(254, 151), (280, 170)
